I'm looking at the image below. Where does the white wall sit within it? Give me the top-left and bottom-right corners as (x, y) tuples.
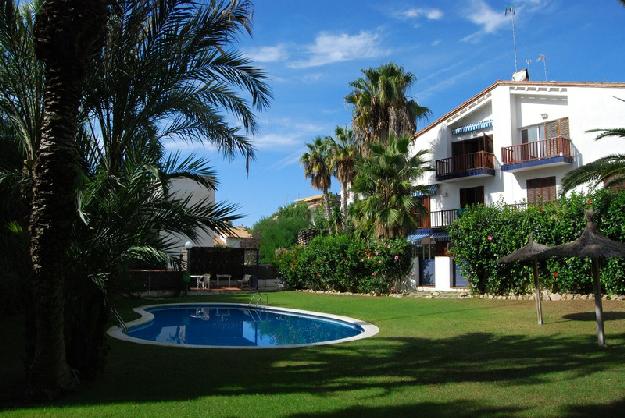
(161, 177), (216, 257)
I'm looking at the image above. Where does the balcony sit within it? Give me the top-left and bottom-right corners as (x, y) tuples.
(435, 151), (496, 181)
(418, 209), (459, 229)
(501, 137), (573, 172)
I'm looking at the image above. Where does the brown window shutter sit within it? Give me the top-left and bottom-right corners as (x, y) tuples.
(558, 117), (570, 139)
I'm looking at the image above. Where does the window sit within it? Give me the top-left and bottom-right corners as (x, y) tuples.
(460, 186), (484, 208)
(527, 177), (556, 204)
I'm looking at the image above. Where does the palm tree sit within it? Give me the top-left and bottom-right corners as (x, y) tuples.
(0, 0), (44, 213)
(28, 0), (107, 398)
(82, 0), (271, 175)
(328, 126), (357, 218)
(561, 117), (625, 192)
(351, 135), (430, 239)
(301, 137), (333, 220)
(345, 63), (430, 150)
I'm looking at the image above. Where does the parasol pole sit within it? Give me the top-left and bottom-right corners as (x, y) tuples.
(532, 261), (544, 325)
(591, 257), (606, 347)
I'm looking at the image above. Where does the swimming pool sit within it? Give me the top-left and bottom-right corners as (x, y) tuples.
(107, 303), (378, 348)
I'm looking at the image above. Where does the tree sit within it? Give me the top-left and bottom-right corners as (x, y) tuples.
(252, 203), (311, 264)
(0, 0), (45, 215)
(345, 62), (430, 150)
(82, 0), (271, 176)
(350, 135), (430, 239)
(561, 99), (625, 192)
(300, 137), (333, 220)
(28, 0), (107, 398)
(328, 126), (357, 218)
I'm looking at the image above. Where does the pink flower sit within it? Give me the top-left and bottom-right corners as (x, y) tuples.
(487, 234), (493, 242)
(394, 255), (400, 261)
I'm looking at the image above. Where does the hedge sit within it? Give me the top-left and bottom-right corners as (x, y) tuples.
(275, 234), (411, 294)
(448, 190), (625, 295)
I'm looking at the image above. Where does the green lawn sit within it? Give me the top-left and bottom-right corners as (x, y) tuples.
(2, 292), (625, 417)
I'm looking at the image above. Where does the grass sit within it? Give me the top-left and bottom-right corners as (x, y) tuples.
(2, 292), (625, 417)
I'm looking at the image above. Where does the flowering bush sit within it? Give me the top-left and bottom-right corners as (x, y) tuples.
(448, 189), (625, 295)
(275, 234), (411, 294)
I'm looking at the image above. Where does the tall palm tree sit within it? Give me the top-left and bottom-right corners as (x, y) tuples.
(328, 126), (357, 218)
(82, 0), (271, 175)
(29, 0), (107, 398)
(351, 135), (430, 239)
(301, 137), (333, 220)
(561, 106), (625, 193)
(345, 63), (430, 150)
(0, 0), (44, 212)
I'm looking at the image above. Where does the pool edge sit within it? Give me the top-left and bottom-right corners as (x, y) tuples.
(106, 302), (379, 349)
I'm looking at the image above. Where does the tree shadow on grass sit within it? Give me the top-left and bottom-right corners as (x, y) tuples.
(3, 330), (624, 413)
(563, 397), (625, 418)
(563, 311), (625, 321)
(288, 400), (523, 418)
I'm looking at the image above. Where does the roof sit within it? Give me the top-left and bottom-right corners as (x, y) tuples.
(414, 80), (625, 139)
(226, 227), (253, 239)
(295, 194), (324, 203)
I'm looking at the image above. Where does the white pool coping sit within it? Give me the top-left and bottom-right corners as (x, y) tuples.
(107, 302), (379, 349)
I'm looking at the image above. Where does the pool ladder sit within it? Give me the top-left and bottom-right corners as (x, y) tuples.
(248, 292), (268, 307)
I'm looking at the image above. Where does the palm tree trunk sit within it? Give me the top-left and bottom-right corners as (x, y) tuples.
(341, 181), (349, 218)
(28, 0), (107, 399)
(323, 190), (331, 221)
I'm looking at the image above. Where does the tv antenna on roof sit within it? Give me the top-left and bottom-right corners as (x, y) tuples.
(537, 54), (548, 81)
(505, 6), (518, 72)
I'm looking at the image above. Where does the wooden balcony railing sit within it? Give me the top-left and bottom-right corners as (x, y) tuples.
(417, 209), (459, 229)
(501, 136), (572, 165)
(435, 151), (495, 179)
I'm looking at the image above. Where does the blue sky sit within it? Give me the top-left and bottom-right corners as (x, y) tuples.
(170, 0), (625, 226)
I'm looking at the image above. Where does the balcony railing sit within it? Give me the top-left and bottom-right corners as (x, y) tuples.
(435, 151), (495, 180)
(501, 136), (572, 165)
(418, 209), (459, 229)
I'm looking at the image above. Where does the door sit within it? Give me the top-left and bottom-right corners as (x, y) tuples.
(526, 177), (556, 204)
(460, 186), (485, 208)
(417, 196), (431, 228)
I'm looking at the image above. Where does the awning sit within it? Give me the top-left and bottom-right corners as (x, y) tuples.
(408, 229), (451, 243)
(415, 184), (439, 197)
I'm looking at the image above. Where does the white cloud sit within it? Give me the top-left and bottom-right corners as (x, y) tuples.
(253, 133), (299, 149)
(400, 7), (444, 20)
(288, 31), (387, 69)
(431, 39), (442, 47)
(463, 0), (508, 41)
(245, 44), (288, 63)
(461, 0), (551, 43)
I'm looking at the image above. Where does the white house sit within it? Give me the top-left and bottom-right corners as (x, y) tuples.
(409, 78), (625, 291)
(161, 177), (216, 260)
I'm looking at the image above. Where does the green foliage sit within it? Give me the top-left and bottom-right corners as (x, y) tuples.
(275, 235), (412, 294)
(449, 190), (625, 295)
(345, 62), (430, 147)
(350, 135), (430, 239)
(252, 203), (311, 264)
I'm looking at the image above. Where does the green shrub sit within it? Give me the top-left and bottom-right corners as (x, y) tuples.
(448, 190), (625, 295)
(252, 203), (312, 264)
(275, 234), (411, 294)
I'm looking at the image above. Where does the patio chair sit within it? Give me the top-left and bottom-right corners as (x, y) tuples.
(240, 274), (252, 289)
(199, 273), (211, 289)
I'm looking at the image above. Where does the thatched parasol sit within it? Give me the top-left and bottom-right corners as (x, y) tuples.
(542, 209), (625, 347)
(499, 234), (552, 325)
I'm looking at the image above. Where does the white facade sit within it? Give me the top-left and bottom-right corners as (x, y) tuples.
(161, 177), (216, 258)
(410, 80), (625, 290)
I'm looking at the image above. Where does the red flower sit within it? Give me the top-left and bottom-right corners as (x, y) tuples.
(553, 271), (559, 280)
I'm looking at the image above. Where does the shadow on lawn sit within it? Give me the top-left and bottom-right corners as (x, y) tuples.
(2, 330), (623, 414)
(289, 400), (523, 418)
(563, 311), (625, 321)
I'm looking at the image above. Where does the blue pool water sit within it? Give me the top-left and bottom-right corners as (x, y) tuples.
(126, 304), (364, 347)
